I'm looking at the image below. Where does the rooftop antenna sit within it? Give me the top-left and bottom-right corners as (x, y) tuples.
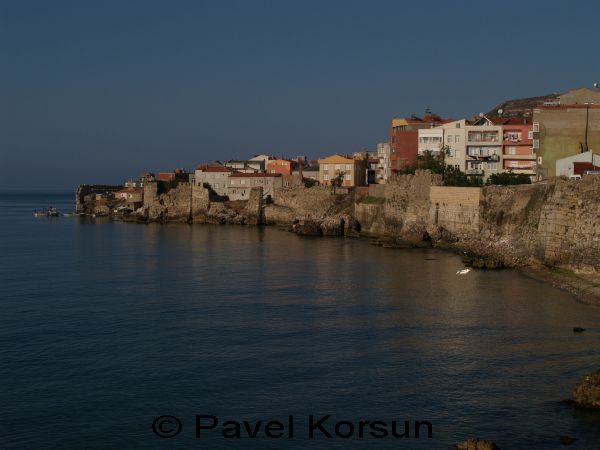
(594, 83), (599, 88)
(425, 106), (432, 115)
(497, 108), (503, 116)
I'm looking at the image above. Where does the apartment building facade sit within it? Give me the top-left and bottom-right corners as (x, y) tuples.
(318, 154), (367, 187)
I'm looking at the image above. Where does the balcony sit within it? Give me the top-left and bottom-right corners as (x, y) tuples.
(502, 153), (536, 160)
(468, 132), (500, 143)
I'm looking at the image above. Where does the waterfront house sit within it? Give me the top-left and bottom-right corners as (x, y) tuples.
(318, 154), (367, 187)
(195, 164), (233, 197)
(228, 173), (283, 200)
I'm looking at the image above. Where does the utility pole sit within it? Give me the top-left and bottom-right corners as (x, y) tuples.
(584, 103), (590, 153)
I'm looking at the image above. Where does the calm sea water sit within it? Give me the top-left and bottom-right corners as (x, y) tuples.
(1, 192), (599, 449)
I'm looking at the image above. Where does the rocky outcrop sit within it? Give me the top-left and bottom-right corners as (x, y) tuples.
(573, 369), (600, 409)
(455, 439), (500, 450)
(265, 185), (357, 237)
(139, 181), (210, 222)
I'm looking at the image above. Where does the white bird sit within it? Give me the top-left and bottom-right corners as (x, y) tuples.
(456, 268), (471, 275)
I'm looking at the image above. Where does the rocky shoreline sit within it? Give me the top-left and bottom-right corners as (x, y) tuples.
(77, 171), (599, 305)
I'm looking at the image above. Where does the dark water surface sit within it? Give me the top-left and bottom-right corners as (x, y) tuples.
(1, 192), (599, 449)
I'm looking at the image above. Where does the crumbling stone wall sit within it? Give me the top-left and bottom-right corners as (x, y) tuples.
(353, 171), (599, 272)
(535, 176), (600, 272)
(245, 188), (263, 225)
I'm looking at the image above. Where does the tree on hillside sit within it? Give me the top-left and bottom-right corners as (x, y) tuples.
(331, 170), (346, 193)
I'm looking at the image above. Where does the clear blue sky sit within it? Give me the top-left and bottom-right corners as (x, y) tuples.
(1, 0), (599, 189)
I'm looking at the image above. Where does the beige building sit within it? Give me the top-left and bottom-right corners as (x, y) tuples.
(228, 173), (283, 200)
(465, 117), (503, 180)
(318, 154), (367, 187)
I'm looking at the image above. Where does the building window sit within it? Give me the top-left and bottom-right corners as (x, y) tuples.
(528, 131), (533, 139)
(456, 122), (461, 128)
(346, 164), (351, 171)
(335, 164), (340, 170)
(323, 164), (328, 170)
(454, 150), (461, 159)
(533, 122), (539, 132)
(214, 183), (219, 188)
(241, 180), (246, 185)
(324, 174), (329, 181)
(488, 162), (498, 171)
(344, 174), (351, 180)
(533, 139), (539, 149)
(455, 136), (460, 143)
(447, 135), (452, 144)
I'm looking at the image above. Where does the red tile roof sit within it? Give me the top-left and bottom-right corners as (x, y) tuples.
(196, 164), (233, 172)
(230, 172), (282, 178)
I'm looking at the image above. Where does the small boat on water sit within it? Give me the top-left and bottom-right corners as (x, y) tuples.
(34, 207), (61, 217)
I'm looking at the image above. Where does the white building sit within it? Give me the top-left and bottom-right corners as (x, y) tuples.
(417, 120), (467, 171)
(195, 165), (233, 197)
(556, 151), (600, 178)
(376, 142), (391, 183)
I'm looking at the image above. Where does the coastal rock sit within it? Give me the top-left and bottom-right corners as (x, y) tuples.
(463, 255), (504, 270)
(320, 217), (344, 236)
(455, 439), (500, 450)
(294, 220), (322, 236)
(573, 369), (600, 409)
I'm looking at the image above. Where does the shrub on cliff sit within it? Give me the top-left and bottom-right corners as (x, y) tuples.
(486, 171), (531, 186)
(443, 166), (483, 187)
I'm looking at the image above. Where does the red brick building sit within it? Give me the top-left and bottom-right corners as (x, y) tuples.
(157, 168), (189, 182)
(389, 114), (450, 172)
(266, 159), (294, 176)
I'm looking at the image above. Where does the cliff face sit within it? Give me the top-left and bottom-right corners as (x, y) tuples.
(354, 172), (599, 274)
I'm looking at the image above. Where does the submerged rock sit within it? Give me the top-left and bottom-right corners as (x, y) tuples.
(573, 369), (600, 409)
(293, 220), (322, 236)
(573, 327), (585, 333)
(455, 439), (499, 450)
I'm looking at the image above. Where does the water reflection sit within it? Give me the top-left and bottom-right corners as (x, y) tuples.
(1, 193), (600, 449)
